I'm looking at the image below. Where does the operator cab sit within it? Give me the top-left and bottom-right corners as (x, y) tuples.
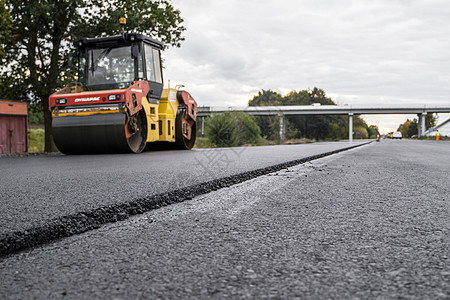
(74, 33), (164, 102)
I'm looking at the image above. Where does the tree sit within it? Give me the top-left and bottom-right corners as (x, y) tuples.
(284, 88), (335, 106)
(283, 88), (348, 141)
(425, 113), (438, 129)
(248, 90), (283, 139)
(407, 119), (418, 137)
(248, 89), (284, 106)
(0, 0), (11, 58)
(234, 112), (261, 145)
(1, 0), (185, 151)
(368, 125), (379, 139)
(397, 119), (413, 138)
(353, 116), (369, 139)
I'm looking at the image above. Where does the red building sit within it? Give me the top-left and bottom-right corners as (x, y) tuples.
(0, 100), (28, 154)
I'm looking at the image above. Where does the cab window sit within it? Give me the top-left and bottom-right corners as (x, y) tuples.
(153, 48), (162, 83)
(145, 44), (162, 83)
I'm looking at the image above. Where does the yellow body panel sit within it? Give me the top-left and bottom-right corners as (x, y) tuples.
(141, 98), (159, 142)
(142, 87), (180, 142)
(157, 88), (179, 142)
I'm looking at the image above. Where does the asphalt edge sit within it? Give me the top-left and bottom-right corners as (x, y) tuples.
(0, 141), (372, 258)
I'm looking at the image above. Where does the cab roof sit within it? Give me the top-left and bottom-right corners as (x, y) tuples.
(74, 33), (164, 50)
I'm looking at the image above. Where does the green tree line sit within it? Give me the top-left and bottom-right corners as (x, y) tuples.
(248, 88), (378, 141)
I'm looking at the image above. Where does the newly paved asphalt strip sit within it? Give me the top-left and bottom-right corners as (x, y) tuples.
(0, 141), (369, 255)
(0, 140), (448, 299)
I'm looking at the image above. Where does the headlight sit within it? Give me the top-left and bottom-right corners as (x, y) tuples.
(108, 94), (121, 101)
(55, 98), (67, 104)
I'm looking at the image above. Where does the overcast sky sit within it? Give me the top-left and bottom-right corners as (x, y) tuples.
(163, 0), (450, 133)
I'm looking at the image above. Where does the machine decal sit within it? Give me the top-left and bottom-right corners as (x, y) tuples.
(74, 97), (100, 102)
(170, 91), (177, 102)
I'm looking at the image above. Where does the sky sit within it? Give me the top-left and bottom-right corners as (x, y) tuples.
(163, 0), (450, 133)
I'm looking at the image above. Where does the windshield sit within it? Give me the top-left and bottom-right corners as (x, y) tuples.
(81, 46), (135, 90)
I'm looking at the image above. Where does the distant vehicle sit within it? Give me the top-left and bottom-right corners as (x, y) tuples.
(392, 132), (402, 139)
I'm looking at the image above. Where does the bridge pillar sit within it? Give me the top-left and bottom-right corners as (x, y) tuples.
(201, 117), (205, 137)
(418, 113), (426, 138)
(421, 113), (426, 137)
(278, 113), (285, 141)
(348, 113), (353, 142)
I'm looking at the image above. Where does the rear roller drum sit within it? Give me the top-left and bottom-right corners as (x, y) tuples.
(175, 108), (196, 150)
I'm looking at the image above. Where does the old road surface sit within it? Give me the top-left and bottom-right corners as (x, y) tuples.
(0, 141), (367, 254)
(1, 140), (449, 299)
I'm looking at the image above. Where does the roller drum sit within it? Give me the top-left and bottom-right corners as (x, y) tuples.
(52, 113), (132, 154)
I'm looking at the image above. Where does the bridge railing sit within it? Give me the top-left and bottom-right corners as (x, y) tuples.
(197, 105), (450, 141)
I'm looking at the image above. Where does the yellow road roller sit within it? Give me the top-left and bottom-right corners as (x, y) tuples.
(49, 32), (197, 154)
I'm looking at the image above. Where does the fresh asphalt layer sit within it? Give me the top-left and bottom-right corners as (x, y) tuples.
(0, 139), (448, 299)
(0, 141), (368, 255)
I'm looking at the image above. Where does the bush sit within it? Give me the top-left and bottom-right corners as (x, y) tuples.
(234, 112), (261, 145)
(205, 112), (261, 147)
(205, 112), (239, 147)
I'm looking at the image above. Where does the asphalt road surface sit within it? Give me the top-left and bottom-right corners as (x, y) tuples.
(1, 140), (449, 299)
(0, 141), (367, 254)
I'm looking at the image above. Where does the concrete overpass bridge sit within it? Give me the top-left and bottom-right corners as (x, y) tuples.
(197, 105), (450, 142)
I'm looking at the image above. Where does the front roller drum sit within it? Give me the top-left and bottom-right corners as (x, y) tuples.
(125, 110), (147, 153)
(52, 111), (147, 154)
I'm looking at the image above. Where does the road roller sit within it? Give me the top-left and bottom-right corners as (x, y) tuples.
(49, 32), (197, 154)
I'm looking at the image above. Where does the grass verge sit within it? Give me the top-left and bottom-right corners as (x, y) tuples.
(28, 128), (45, 153)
